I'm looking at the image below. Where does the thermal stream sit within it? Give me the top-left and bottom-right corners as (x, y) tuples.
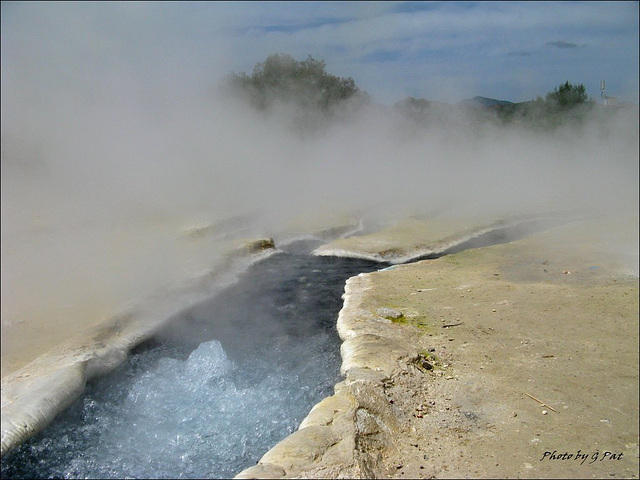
(1, 240), (387, 479)
(0, 217), (603, 478)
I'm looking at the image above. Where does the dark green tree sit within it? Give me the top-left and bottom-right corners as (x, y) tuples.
(545, 81), (588, 108)
(495, 82), (595, 130)
(228, 53), (366, 112)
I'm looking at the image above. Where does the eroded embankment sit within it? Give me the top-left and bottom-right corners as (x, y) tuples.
(236, 271), (422, 478)
(237, 213), (639, 479)
(312, 212), (579, 264)
(235, 212), (577, 478)
(5, 211), (627, 475)
(0, 239), (277, 457)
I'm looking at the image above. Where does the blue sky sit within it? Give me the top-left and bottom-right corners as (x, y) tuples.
(2, 1), (639, 106)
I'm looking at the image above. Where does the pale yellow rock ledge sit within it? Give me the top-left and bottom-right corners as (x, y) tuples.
(236, 213), (638, 479)
(236, 270), (425, 479)
(312, 213), (573, 264)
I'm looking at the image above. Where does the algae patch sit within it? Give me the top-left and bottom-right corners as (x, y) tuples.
(374, 306), (431, 330)
(410, 350), (445, 373)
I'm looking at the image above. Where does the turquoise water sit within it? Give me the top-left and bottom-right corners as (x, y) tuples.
(1, 248), (386, 479)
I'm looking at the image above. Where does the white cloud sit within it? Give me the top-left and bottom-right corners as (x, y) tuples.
(2, 1), (638, 105)
(196, 1), (635, 103)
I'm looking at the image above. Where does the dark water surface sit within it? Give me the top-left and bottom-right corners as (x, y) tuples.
(1, 241), (387, 479)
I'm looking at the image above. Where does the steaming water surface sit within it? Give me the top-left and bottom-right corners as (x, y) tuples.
(1, 240), (387, 479)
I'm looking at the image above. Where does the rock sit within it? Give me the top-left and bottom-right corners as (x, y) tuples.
(377, 307), (403, 320)
(227, 238), (277, 260)
(234, 462), (286, 479)
(238, 238), (276, 254)
(411, 354), (434, 372)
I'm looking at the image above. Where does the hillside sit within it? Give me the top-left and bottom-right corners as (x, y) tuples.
(456, 96), (515, 108)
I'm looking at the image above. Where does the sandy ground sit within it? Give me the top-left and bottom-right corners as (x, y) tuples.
(351, 216), (639, 479)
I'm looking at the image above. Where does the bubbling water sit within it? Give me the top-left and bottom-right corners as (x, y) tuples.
(1, 247), (386, 479)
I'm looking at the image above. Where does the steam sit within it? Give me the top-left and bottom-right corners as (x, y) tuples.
(1, 4), (638, 373)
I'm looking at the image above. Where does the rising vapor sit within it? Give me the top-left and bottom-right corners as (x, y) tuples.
(1, 3), (638, 376)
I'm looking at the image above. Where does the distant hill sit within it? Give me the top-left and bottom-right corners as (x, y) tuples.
(457, 96), (514, 108)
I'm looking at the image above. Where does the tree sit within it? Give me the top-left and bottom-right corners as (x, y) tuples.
(545, 81), (588, 108)
(228, 53), (366, 112)
(495, 82), (595, 130)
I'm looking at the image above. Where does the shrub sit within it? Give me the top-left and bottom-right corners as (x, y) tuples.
(228, 53), (367, 113)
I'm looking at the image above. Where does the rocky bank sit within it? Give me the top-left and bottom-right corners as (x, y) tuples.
(1, 238), (277, 456)
(2, 212), (638, 479)
(237, 213), (638, 479)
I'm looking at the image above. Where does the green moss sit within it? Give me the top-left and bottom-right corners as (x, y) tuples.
(410, 316), (431, 329)
(411, 350), (443, 372)
(411, 350), (445, 373)
(391, 316), (407, 324)
(393, 315), (432, 330)
(375, 304), (432, 330)
(418, 350), (440, 363)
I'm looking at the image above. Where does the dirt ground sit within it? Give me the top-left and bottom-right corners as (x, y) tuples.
(355, 216), (639, 479)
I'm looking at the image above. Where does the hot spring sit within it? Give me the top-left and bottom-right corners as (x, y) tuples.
(0, 239), (387, 479)
(0, 216), (579, 478)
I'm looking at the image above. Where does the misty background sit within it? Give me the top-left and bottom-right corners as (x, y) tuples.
(1, 2), (638, 373)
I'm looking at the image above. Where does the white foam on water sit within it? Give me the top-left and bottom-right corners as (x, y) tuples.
(2, 252), (388, 479)
(4, 333), (339, 479)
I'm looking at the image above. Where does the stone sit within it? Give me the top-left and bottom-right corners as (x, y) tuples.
(376, 307), (404, 320)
